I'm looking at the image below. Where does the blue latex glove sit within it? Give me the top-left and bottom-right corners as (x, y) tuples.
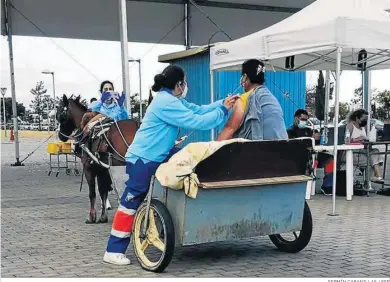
(117, 92), (126, 107)
(101, 91), (111, 103)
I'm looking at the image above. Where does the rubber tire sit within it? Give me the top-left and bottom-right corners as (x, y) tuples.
(269, 201), (313, 253)
(132, 199), (175, 273)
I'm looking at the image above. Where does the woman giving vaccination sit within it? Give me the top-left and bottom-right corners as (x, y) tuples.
(103, 65), (239, 265)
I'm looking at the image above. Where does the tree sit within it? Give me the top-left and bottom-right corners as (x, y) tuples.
(25, 109), (35, 123)
(351, 86), (378, 108)
(29, 81), (47, 130)
(375, 90), (390, 120)
(128, 93), (152, 121)
(305, 86), (316, 116)
(339, 102), (349, 120)
(351, 86), (363, 106)
(306, 71), (334, 121)
(330, 102), (349, 121)
(376, 106), (387, 121)
(328, 111), (335, 120)
(315, 71), (325, 121)
(0, 97), (26, 122)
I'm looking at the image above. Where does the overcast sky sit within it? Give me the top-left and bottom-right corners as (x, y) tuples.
(1, 36), (390, 110)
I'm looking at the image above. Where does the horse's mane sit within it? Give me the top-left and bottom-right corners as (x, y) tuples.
(69, 95), (88, 111)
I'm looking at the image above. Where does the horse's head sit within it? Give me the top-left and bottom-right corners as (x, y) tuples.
(56, 95), (75, 142)
(56, 94), (87, 142)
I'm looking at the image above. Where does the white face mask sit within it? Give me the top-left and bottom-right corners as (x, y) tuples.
(179, 84), (188, 99)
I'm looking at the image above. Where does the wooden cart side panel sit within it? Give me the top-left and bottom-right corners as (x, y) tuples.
(181, 182), (306, 246)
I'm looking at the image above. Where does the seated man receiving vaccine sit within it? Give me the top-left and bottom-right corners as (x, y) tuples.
(216, 59), (287, 141)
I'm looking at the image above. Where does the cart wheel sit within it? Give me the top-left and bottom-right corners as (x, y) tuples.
(269, 201), (313, 253)
(66, 169), (72, 175)
(74, 169), (80, 176)
(132, 199), (175, 273)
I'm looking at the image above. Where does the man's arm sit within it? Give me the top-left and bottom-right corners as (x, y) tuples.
(312, 129), (320, 140)
(216, 99), (245, 141)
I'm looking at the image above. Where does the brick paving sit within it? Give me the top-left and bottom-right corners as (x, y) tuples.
(1, 138), (390, 278)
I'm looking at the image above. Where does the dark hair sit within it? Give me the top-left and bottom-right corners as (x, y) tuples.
(99, 80), (114, 93)
(242, 59), (265, 85)
(348, 109), (368, 122)
(151, 65), (185, 92)
(90, 98), (97, 103)
(294, 109), (309, 118)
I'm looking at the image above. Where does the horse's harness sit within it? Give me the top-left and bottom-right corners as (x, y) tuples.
(58, 99), (131, 169)
(79, 116), (129, 168)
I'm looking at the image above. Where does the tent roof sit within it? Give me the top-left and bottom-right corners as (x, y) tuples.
(210, 0), (390, 71)
(1, 0), (315, 45)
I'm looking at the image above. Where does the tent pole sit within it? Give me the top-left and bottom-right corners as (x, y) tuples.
(365, 71), (372, 192)
(5, 0), (22, 166)
(328, 47), (342, 217)
(363, 71), (369, 110)
(324, 70), (330, 129)
(210, 69), (215, 140)
(184, 1), (191, 49)
(119, 0), (131, 116)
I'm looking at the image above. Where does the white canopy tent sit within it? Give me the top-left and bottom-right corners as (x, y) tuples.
(209, 0), (390, 215)
(211, 0), (390, 71)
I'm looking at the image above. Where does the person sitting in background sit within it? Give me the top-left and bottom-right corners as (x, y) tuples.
(287, 109), (333, 195)
(347, 109), (384, 183)
(287, 109), (320, 142)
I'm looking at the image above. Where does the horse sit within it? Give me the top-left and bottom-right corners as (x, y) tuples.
(56, 94), (139, 224)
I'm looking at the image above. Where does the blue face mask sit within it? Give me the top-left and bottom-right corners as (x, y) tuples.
(298, 120), (307, 129)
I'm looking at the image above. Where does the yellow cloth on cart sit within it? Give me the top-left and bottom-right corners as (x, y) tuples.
(155, 138), (250, 198)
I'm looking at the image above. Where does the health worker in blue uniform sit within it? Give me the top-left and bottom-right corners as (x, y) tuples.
(103, 65), (239, 265)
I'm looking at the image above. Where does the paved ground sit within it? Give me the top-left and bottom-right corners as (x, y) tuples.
(1, 138), (390, 278)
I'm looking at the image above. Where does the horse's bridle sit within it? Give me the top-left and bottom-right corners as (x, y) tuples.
(56, 103), (82, 140)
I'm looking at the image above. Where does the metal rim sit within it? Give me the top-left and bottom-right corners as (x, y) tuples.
(133, 204), (167, 269)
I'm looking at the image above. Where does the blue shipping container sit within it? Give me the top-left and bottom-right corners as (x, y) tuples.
(159, 47), (306, 145)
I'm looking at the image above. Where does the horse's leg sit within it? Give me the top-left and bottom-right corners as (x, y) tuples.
(85, 163), (97, 224)
(97, 168), (111, 223)
(100, 190), (112, 210)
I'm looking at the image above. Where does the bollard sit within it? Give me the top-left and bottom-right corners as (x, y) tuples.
(10, 128), (15, 141)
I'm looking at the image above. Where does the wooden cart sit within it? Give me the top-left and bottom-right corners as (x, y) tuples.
(131, 138), (314, 272)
